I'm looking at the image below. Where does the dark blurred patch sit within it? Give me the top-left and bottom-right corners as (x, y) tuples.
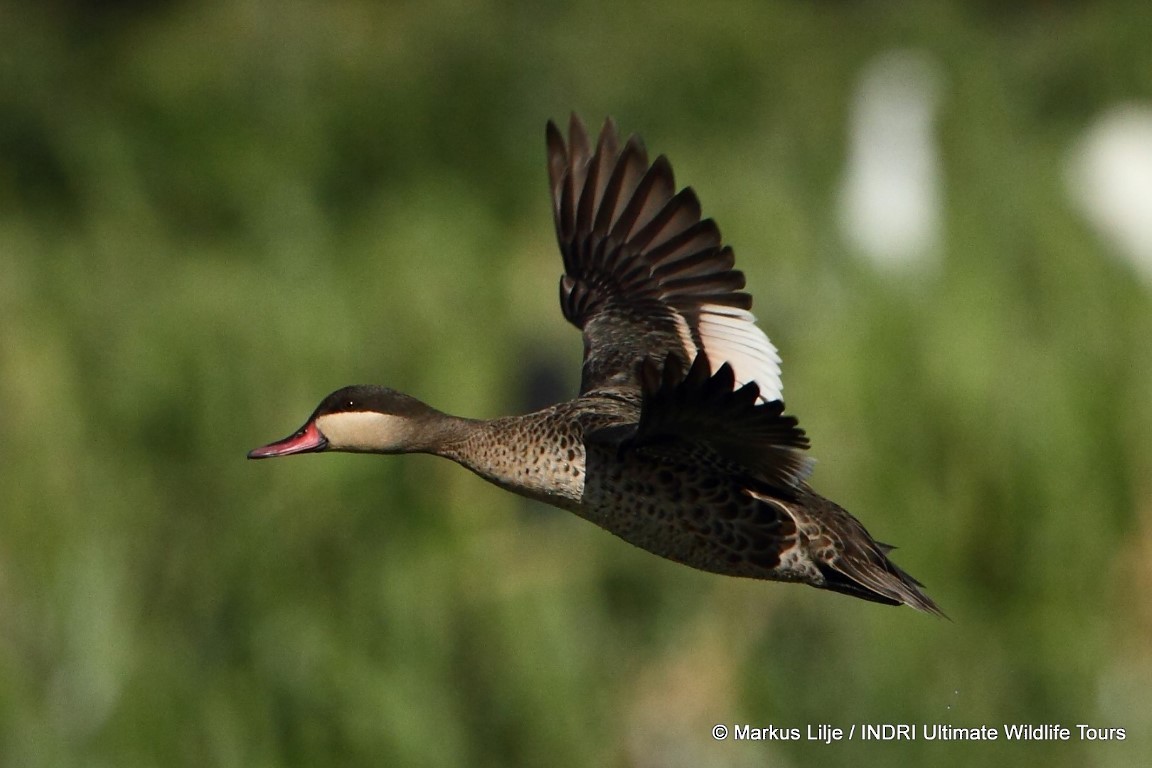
(1026, 62), (1108, 130)
(516, 349), (571, 412)
(43, 0), (182, 29)
(0, 119), (80, 220)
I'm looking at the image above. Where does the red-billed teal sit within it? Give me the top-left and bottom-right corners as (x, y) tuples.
(249, 115), (943, 616)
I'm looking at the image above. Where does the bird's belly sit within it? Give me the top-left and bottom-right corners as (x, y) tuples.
(575, 448), (798, 579)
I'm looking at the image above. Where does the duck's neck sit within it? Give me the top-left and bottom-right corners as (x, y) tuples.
(406, 412), (479, 455)
(431, 410), (586, 511)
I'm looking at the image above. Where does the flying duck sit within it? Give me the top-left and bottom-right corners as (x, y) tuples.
(249, 115), (943, 615)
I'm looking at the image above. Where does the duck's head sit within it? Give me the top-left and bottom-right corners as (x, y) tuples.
(248, 385), (444, 459)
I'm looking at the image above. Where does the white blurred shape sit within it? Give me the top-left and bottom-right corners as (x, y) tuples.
(839, 50), (944, 270)
(1067, 104), (1152, 283)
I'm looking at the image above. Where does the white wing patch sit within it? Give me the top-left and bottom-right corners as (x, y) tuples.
(694, 303), (783, 402)
(670, 312), (698, 366)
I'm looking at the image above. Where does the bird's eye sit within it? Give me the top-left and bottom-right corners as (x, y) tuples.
(345, 399), (356, 410)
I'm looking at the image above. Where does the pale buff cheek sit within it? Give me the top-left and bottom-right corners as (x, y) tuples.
(315, 412), (413, 452)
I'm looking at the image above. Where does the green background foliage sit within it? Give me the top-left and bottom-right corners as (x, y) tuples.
(2, 1), (1150, 765)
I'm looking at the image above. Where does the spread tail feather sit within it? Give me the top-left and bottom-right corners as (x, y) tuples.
(816, 558), (946, 618)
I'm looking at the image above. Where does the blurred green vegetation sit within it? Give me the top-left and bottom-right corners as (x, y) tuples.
(2, 0), (1151, 766)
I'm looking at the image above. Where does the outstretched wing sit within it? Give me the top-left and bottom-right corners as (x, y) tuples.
(547, 115), (783, 400)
